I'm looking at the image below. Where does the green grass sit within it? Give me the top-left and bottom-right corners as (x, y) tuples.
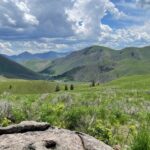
(107, 74), (150, 89)
(0, 79), (58, 94)
(0, 75), (150, 150)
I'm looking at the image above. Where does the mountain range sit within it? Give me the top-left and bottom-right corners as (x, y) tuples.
(6, 51), (69, 62)
(41, 45), (150, 82)
(4, 51), (69, 72)
(1, 45), (150, 82)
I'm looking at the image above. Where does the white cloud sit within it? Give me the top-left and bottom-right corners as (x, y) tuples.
(0, 41), (14, 55)
(0, 0), (39, 40)
(98, 21), (150, 48)
(23, 13), (39, 25)
(4, 14), (16, 25)
(106, 1), (126, 19)
(15, 0), (39, 25)
(0, 0), (126, 41)
(65, 0), (125, 38)
(15, 1), (30, 13)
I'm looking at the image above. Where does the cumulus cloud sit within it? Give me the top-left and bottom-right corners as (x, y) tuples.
(65, 0), (125, 38)
(0, 0), (74, 40)
(98, 21), (150, 48)
(0, 0), (40, 40)
(0, 0), (125, 40)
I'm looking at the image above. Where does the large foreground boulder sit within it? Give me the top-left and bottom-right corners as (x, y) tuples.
(0, 121), (113, 150)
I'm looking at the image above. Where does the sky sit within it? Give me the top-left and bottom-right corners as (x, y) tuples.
(0, 0), (150, 55)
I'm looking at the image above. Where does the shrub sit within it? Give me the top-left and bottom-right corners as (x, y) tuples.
(1, 118), (11, 127)
(88, 120), (113, 145)
(91, 80), (95, 87)
(70, 84), (74, 90)
(64, 107), (87, 130)
(9, 85), (12, 90)
(0, 101), (13, 120)
(64, 84), (68, 91)
(55, 84), (60, 92)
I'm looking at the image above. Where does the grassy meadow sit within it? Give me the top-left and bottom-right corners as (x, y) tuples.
(0, 75), (150, 149)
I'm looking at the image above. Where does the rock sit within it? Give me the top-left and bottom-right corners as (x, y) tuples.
(0, 121), (113, 150)
(113, 145), (121, 150)
(0, 121), (50, 135)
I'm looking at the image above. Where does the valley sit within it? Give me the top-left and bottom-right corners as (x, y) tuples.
(0, 45), (150, 150)
(0, 1), (150, 150)
(0, 54), (43, 80)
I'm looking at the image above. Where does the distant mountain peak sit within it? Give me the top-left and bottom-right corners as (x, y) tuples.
(6, 51), (69, 62)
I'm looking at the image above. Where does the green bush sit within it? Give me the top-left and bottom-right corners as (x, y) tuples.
(70, 84), (74, 90)
(88, 120), (113, 145)
(64, 84), (68, 91)
(91, 80), (95, 87)
(64, 107), (87, 130)
(0, 118), (11, 127)
(55, 84), (60, 92)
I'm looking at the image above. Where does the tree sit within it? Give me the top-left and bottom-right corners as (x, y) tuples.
(9, 85), (12, 90)
(70, 84), (74, 90)
(65, 84), (68, 91)
(55, 84), (60, 92)
(91, 80), (95, 87)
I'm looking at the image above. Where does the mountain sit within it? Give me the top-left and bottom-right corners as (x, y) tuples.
(0, 54), (43, 79)
(6, 51), (69, 62)
(4, 51), (69, 72)
(41, 45), (150, 82)
(20, 59), (52, 72)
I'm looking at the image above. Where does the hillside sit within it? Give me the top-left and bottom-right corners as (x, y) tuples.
(4, 51), (68, 72)
(20, 59), (52, 72)
(41, 46), (150, 82)
(0, 55), (43, 79)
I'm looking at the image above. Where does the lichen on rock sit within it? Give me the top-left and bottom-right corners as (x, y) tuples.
(0, 121), (113, 150)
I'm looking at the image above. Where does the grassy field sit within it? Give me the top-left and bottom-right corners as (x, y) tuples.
(0, 79), (59, 94)
(0, 75), (150, 149)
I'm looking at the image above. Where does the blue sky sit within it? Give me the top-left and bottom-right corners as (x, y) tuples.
(0, 0), (150, 55)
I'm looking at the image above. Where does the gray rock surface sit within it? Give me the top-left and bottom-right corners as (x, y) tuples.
(0, 121), (113, 150)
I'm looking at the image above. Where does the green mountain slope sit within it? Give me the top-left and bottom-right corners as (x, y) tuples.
(4, 51), (69, 72)
(41, 45), (150, 82)
(20, 59), (52, 72)
(0, 55), (43, 79)
(107, 74), (150, 89)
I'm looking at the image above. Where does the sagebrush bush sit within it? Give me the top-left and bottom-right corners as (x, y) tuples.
(0, 101), (13, 120)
